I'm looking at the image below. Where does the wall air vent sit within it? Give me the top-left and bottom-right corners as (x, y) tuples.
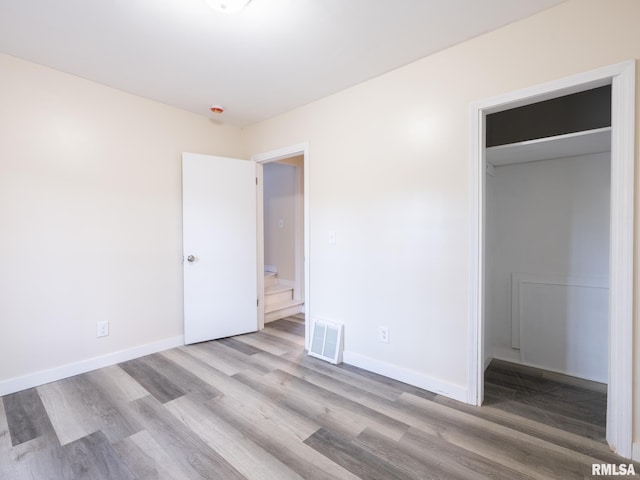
(308, 319), (344, 364)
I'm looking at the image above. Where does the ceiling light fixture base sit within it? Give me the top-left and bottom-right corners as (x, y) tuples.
(204, 0), (251, 14)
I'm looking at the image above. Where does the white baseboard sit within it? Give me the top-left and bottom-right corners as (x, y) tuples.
(633, 442), (640, 462)
(0, 335), (184, 396)
(491, 346), (521, 364)
(483, 355), (493, 371)
(491, 350), (606, 384)
(343, 351), (467, 403)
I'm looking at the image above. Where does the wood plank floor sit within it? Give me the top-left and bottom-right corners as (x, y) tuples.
(484, 359), (607, 444)
(1, 314), (636, 479)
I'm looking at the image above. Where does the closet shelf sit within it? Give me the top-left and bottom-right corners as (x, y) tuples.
(486, 127), (611, 167)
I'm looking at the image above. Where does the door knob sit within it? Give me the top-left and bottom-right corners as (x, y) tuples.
(187, 255), (195, 262)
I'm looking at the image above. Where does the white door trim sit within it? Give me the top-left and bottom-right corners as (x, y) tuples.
(252, 143), (310, 349)
(467, 61), (635, 458)
(293, 162), (304, 303)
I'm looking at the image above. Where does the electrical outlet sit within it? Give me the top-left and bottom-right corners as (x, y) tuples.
(97, 320), (109, 338)
(379, 326), (389, 343)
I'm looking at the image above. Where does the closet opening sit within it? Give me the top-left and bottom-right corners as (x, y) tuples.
(467, 61), (635, 459)
(484, 85), (611, 442)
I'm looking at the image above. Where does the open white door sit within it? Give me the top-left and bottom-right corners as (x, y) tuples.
(182, 152), (257, 344)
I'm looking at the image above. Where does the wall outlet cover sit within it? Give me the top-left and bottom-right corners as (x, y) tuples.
(97, 321), (109, 338)
(379, 326), (390, 343)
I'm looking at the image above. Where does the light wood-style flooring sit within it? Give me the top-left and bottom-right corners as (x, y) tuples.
(484, 359), (607, 444)
(1, 315), (636, 479)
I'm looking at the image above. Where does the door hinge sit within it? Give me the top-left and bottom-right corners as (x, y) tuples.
(256, 177), (258, 185)
(257, 298), (259, 307)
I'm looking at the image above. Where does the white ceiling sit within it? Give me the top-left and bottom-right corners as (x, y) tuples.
(0, 0), (565, 127)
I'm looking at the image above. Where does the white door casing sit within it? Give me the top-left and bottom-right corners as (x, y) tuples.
(252, 143), (310, 348)
(183, 152), (257, 344)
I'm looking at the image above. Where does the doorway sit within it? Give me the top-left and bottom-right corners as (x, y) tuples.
(484, 87), (611, 440)
(262, 158), (304, 320)
(468, 62), (635, 458)
(253, 143), (310, 350)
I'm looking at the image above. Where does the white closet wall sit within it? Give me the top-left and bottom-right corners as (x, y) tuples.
(486, 152), (610, 382)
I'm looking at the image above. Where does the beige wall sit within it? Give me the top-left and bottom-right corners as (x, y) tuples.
(0, 53), (244, 385)
(242, 0), (640, 445)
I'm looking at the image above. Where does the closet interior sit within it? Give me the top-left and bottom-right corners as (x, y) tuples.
(484, 85), (612, 384)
